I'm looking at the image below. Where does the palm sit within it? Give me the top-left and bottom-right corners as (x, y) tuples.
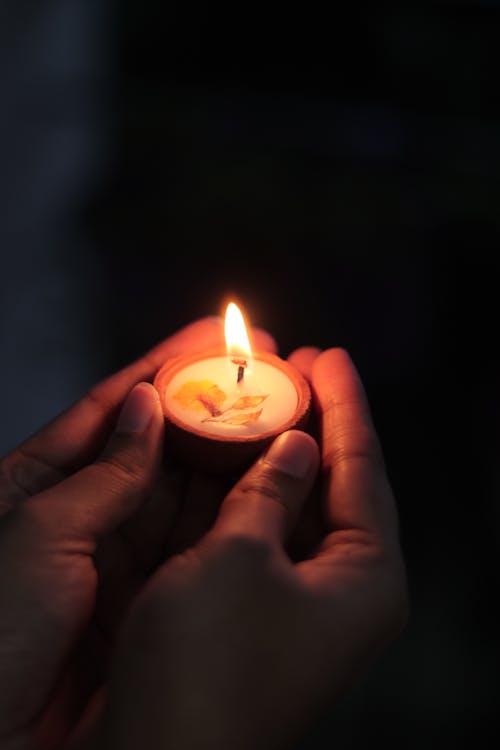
(30, 463), (226, 747)
(101, 346), (408, 750)
(0, 318), (276, 749)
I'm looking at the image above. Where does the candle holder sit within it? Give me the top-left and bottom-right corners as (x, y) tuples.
(153, 347), (311, 474)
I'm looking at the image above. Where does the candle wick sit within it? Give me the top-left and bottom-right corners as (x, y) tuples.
(232, 357), (247, 386)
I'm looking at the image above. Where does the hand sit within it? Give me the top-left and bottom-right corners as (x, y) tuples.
(0, 317), (277, 750)
(102, 348), (409, 750)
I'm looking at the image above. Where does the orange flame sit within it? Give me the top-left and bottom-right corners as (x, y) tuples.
(224, 302), (252, 364)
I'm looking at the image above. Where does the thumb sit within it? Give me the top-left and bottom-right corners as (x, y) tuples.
(211, 430), (320, 549)
(26, 382), (164, 541)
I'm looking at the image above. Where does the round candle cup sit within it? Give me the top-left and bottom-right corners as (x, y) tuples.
(153, 348), (311, 474)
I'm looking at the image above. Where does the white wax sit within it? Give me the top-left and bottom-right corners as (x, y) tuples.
(164, 356), (298, 437)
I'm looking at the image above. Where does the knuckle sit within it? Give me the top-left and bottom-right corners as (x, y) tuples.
(0, 450), (65, 505)
(84, 382), (116, 418)
(322, 425), (383, 470)
(0, 497), (53, 548)
(235, 473), (290, 516)
(93, 451), (147, 493)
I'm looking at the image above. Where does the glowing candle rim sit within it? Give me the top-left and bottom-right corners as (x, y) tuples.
(153, 347), (311, 446)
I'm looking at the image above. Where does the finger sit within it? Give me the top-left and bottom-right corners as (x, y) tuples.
(164, 472), (230, 556)
(249, 326), (278, 355)
(288, 346), (323, 443)
(77, 455), (187, 642)
(285, 349), (324, 561)
(116, 457), (187, 573)
(92, 458), (189, 639)
(311, 348), (401, 549)
(287, 346), (322, 382)
(210, 430), (319, 548)
(23, 382), (164, 543)
(0, 317), (277, 510)
(0, 317), (220, 508)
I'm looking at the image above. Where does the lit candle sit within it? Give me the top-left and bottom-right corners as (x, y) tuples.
(153, 301), (311, 473)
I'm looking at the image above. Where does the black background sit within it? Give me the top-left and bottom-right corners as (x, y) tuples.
(1, 2), (499, 748)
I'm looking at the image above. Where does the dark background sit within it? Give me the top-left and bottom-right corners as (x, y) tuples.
(1, 2), (498, 748)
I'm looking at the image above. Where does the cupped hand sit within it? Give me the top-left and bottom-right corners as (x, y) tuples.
(103, 348), (409, 750)
(0, 317), (276, 750)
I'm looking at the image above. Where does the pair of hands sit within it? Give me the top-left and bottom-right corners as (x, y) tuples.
(0, 317), (408, 750)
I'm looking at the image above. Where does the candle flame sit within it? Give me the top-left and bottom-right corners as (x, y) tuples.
(225, 302), (252, 364)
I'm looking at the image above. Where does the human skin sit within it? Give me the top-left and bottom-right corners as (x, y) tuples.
(0, 317), (277, 750)
(99, 347), (409, 750)
(0, 323), (408, 750)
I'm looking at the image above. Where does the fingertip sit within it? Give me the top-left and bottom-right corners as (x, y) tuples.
(148, 317), (225, 363)
(313, 346), (353, 370)
(288, 346), (322, 381)
(251, 327), (278, 354)
(182, 317), (277, 354)
(312, 347), (365, 397)
(290, 345), (322, 358)
(262, 429), (320, 479)
(177, 316), (224, 341)
(116, 382), (162, 434)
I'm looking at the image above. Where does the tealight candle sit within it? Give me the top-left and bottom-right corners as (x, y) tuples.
(153, 302), (311, 473)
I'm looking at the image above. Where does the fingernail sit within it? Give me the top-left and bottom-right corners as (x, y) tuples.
(263, 430), (318, 479)
(116, 383), (159, 433)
